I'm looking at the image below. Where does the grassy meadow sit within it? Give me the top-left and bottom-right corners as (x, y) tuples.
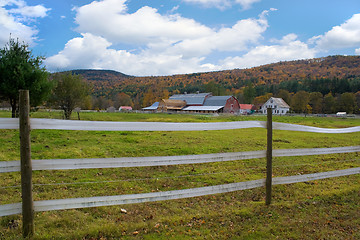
(0, 110), (359, 239)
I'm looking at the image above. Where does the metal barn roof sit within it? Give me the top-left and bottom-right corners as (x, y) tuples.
(203, 96), (233, 106)
(169, 93), (212, 105)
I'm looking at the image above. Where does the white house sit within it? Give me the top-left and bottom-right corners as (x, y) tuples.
(260, 97), (290, 115)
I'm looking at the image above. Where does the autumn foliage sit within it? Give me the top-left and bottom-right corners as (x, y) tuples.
(66, 56), (360, 112)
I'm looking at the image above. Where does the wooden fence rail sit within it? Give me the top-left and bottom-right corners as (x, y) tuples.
(0, 91), (360, 238)
(1, 167), (359, 217)
(1, 117), (360, 133)
(1, 146), (359, 173)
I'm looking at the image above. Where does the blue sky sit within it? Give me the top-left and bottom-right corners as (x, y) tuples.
(1, 0), (360, 76)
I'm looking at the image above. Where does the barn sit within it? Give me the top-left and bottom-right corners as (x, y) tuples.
(182, 95), (240, 114)
(143, 92), (240, 114)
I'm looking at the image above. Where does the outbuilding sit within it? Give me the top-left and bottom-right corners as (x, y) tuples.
(239, 104), (254, 115)
(142, 102), (159, 111)
(119, 106), (132, 112)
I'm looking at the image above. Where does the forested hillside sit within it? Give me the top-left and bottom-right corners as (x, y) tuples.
(67, 55), (360, 113)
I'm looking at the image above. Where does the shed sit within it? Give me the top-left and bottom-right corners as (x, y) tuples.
(142, 102), (159, 111)
(336, 112), (347, 117)
(107, 106), (116, 113)
(119, 106), (132, 112)
(239, 104), (253, 115)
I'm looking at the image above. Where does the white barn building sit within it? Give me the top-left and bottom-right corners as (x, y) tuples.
(260, 97), (290, 115)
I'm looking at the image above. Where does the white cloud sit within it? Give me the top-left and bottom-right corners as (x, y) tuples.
(46, 33), (218, 76)
(48, 1), (274, 75)
(166, 13), (269, 58)
(46, 33), (113, 70)
(235, 0), (261, 10)
(182, 0), (231, 9)
(221, 34), (316, 69)
(8, 4), (50, 18)
(75, 1), (213, 45)
(0, 0), (50, 46)
(182, 0), (260, 9)
(355, 48), (360, 55)
(314, 13), (360, 50)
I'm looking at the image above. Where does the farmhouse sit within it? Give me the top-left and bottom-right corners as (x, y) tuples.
(260, 97), (290, 115)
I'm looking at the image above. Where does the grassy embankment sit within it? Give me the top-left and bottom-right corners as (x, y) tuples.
(0, 110), (359, 239)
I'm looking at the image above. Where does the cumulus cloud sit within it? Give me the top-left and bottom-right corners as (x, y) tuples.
(313, 13), (360, 50)
(75, 0), (212, 45)
(0, 0), (50, 46)
(165, 13), (269, 58)
(48, 0), (273, 75)
(221, 34), (316, 69)
(355, 48), (360, 55)
(46, 33), (219, 76)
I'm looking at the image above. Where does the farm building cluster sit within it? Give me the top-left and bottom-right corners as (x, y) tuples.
(143, 93), (290, 115)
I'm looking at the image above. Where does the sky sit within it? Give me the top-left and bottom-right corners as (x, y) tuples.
(1, 0), (360, 76)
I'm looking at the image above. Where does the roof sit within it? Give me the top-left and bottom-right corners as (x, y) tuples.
(203, 96), (232, 106)
(239, 104), (253, 110)
(160, 99), (187, 110)
(169, 93), (212, 105)
(142, 102), (159, 110)
(119, 106), (132, 110)
(266, 97), (290, 108)
(182, 106), (224, 111)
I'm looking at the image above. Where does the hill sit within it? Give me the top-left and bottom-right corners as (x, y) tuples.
(66, 55), (360, 108)
(71, 69), (131, 81)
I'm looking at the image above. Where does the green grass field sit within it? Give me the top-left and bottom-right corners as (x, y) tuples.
(0, 111), (359, 239)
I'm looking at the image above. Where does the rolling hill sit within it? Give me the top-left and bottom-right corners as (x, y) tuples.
(63, 55), (360, 108)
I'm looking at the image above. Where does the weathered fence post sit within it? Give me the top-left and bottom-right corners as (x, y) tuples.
(19, 90), (34, 238)
(265, 107), (273, 205)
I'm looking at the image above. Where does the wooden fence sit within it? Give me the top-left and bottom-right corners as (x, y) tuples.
(1, 90), (360, 237)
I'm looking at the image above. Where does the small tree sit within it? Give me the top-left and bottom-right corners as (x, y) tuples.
(291, 91), (310, 113)
(338, 92), (356, 113)
(50, 73), (89, 119)
(309, 92), (323, 114)
(0, 37), (52, 117)
(243, 83), (256, 104)
(323, 93), (336, 114)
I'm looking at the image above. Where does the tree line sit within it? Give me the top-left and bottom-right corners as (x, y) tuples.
(1, 37), (360, 117)
(251, 90), (360, 114)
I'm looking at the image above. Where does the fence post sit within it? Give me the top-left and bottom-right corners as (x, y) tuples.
(265, 107), (273, 205)
(19, 90), (34, 238)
